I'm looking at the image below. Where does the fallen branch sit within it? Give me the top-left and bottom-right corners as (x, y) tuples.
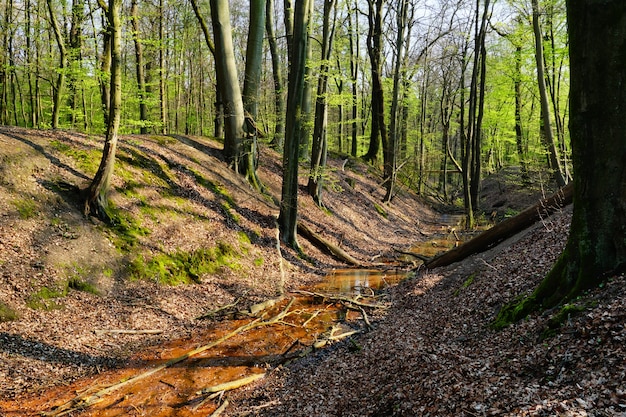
(425, 183), (573, 269)
(197, 373), (265, 395)
(94, 329), (162, 336)
(297, 222), (362, 266)
(393, 248), (431, 262)
(196, 297), (243, 320)
(292, 290), (387, 310)
(44, 299), (295, 417)
(208, 398), (229, 417)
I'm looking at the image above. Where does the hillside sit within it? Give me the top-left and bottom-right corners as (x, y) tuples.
(0, 125), (434, 399)
(1, 126), (624, 416)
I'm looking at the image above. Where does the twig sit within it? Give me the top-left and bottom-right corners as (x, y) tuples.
(43, 299), (295, 417)
(292, 290), (388, 309)
(195, 297), (243, 320)
(208, 398), (229, 417)
(94, 329), (162, 336)
(197, 373), (265, 395)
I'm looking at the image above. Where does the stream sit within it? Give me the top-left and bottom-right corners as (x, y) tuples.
(1, 217), (478, 416)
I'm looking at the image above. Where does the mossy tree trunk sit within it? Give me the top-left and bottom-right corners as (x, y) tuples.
(495, 0), (626, 326)
(83, 0), (121, 220)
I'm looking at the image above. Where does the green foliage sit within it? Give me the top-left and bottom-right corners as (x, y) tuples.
(129, 242), (239, 285)
(491, 293), (539, 330)
(0, 302), (19, 322)
(11, 198), (38, 219)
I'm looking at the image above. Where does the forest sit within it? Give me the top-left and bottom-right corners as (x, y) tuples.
(1, 0), (626, 415)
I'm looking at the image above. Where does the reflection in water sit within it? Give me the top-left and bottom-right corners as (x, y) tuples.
(316, 269), (407, 296)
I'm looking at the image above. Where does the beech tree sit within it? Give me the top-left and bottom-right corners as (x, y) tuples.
(83, 0), (122, 219)
(279, 0), (311, 248)
(495, 0), (626, 325)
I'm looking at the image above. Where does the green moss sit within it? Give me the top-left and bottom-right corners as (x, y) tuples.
(0, 302), (19, 322)
(50, 140), (100, 174)
(253, 257), (264, 267)
(105, 206), (151, 252)
(374, 203), (388, 218)
(67, 277), (100, 295)
(129, 242), (240, 285)
(454, 273), (476, 296)
(540, 303), (586, 340)
(491, 293), (539, 330)
(27, 286), (67, 310)
(11, 198), (38, 219)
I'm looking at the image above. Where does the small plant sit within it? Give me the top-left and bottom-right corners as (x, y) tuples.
(374, 203), (388, 218)
(27, 286), (67, 310)
(11, 198), (38, 219)
(67, 278), (100, 295)
(0, 302), (18, 322)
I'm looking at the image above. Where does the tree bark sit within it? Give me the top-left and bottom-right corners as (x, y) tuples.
(278, 0), (310, 249)
(531, 0), (566, 187)
(308, 0), (337, 206)
(210, 0), (246, 172)
(266, 0), (285, 151)
(83, 0), (122, 220)
(46, 0), (67, 129)
(494, 0), (626, 326)
(363, 0), (387, 165)
(131, 0), (149, 134)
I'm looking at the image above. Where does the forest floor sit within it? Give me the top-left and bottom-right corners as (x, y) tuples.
(0, 125), (624, 416)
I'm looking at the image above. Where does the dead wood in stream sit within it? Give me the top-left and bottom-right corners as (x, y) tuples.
(43, 299), (296, 417)
(424, 183), (573, 269)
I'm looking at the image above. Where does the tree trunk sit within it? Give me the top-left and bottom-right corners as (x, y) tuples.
(426, 183), (573, 269)
(266, 0), (285, 151)
(363, 0), (387, 165)
(278, 0), (310, 249)
(494, 0), (626, 326)
(348, 2), (359, 158)
(308, 0), (337, 206)
(241, 0), (265, 190)
(83, 0), (122, 220)
(210, 0), (246, 171)
(46, 0), (67, 129)
(531, 0), (566, 187)
(131, 0), (149, 134)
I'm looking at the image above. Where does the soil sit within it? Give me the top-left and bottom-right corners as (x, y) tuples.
(0, 125), (624, 416)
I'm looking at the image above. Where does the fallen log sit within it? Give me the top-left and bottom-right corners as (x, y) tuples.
(297, 222), (361, 266)
(425, 182), (573, 269)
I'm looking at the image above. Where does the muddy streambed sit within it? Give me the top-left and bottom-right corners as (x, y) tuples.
(0, 268), (409, 417)
(0, 218), (478, 416)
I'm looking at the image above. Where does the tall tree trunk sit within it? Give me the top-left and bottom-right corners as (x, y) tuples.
(384, 0), (409, 202)
(363, 0), (387, 165)
(279, 0), (310, 249)
(308, 0), (337, 206)
(83, 0), (122, 220)
(514, 43), (530, 183)
(348, 2), (359, 157)
(266, 0), (285, 151)
(241, 0), (265, 190)
(495, 0), (626, 326)
(210, 0), (246, 171)
(159, 0), (167, 134)
(46, 0), (67, 129)
(531, 0), (566, 187)
(131, 0), (149, 134)
(298, 0), (314, 159)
